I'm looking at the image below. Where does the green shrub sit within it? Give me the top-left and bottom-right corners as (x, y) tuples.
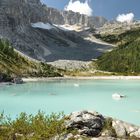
(0, 112), (66, 140)
(96, 27), (140, 74)
(102, 118), (117, 137)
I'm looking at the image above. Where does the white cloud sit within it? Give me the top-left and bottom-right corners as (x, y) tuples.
(116, 13), (134, 23)
(64, 0), (93, 16)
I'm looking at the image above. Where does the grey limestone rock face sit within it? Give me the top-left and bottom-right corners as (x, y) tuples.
(0, 0), (47, 28)
(0, 0), (110, 63)
(45, 7), (107, 28)
(0, 0), (107, 29)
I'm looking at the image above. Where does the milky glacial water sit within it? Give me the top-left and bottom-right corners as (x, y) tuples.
(0, 80), (140, 125)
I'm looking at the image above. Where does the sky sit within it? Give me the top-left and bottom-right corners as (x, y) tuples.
(41, 0), (140, 20)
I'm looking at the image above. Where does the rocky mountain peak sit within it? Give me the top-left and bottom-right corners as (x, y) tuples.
(0, 0), (111, 63)
(0, 0), (107, 29)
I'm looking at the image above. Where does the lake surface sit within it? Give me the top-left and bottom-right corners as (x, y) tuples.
(0, 79), (140, 125)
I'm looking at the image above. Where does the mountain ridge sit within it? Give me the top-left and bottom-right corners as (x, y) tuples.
(0, 0), (107, 29)
(0, 0), (112, 63)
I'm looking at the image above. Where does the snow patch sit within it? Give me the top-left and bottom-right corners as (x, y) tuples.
(31, 22), (56, 30)
(31, 22), (90, 32)
(54, 24), (75, 31)
(54, 24), (90, 32)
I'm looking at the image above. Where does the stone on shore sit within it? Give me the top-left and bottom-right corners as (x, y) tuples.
(112, 119), (140, 138)
(65, 110), (140, 140)
(66, 110), (105, 137)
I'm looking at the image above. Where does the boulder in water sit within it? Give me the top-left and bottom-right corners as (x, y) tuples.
(12, 77), (24, 84)
(112, 93), (126, 100)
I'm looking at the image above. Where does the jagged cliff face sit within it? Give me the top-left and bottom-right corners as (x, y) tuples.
(45, 7), (107, 27)
(0, 0), (106, 30)
(0, 0), (111, 62)
(0, 0), (47, 29)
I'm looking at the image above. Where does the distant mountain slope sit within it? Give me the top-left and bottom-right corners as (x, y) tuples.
(10, 25), (114, 62)
(96, 27), (140, 74)
(0, 39), (61, 78)
(0, 0), (110, 63)
(96, 21), (140, 36)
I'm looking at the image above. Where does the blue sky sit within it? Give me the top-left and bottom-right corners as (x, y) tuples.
(41, 0), (140, 20)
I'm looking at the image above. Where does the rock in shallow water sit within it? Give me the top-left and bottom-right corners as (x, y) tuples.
(12, 77), (24, 84)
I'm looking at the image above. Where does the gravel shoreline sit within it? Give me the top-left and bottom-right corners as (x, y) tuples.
(47, 60), (92, 70)
(1, 76), (140, 84)
(22, 76), (140, 82)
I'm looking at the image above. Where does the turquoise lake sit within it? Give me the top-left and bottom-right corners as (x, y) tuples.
(0, 79), (140, 125)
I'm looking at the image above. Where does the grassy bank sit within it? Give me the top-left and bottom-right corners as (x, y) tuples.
(0, 39), (62, 80)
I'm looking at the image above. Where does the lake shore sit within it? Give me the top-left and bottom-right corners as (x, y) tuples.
(22, 76), (140, 82)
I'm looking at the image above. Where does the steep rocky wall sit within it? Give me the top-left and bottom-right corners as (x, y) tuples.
(0, 0), (107, 31)
(45, 7), (107, 27)
(0, 0), (110, 63)
(0, 0), (47, 28)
